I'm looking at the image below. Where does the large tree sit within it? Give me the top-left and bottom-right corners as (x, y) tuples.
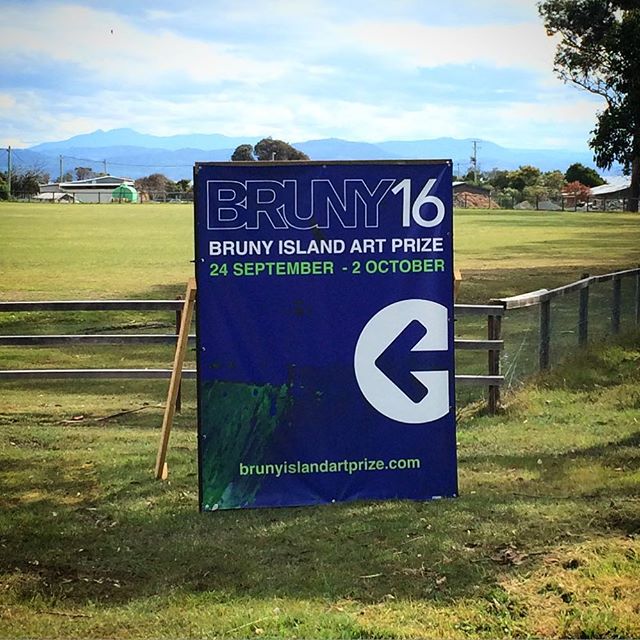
(75, 166), (95, 181)
(9, 169), (47, 197)
(175, 179), (192, 193)
(231, 144), (255, 161)
(134, 173), (177, 197)
(230, 138), (309, 162)
(564, 162), (605, 187)
(0, 173), (8, 200)
(539, 1), (640, 211)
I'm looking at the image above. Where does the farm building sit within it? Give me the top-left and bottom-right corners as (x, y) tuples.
(453, 181), (490, 196)
(453, 181), (492, 208)
(589, 178), (632, 210)
(590, 178), (631, 199)
(40, 175), (135, 204)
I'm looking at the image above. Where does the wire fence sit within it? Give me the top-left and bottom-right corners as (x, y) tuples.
(8, 191), (194, 204)
(495, 268), (640, 390)
(0, 301), (504, 414)
(453, 193), (638, 211)
(452, 267), (639, 409)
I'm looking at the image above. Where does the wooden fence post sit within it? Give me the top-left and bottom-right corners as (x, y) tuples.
(635, 266), (640, 326)
(636, 265), (640, 325)
(539, 299), (551, 371)
(175, 297), (183, 413)
(488, 313), (502, 414)
(578, 272), (589, 346)
(612, 276), (621, 335)
(453, 269), (462, 301)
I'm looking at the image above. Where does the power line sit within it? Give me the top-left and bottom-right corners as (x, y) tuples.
(61, 154), (193, 168)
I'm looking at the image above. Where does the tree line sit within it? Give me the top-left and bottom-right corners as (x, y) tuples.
(0, 169), (49, 199)
(459, 162), (605, 207)
(0, 160), (615, 206)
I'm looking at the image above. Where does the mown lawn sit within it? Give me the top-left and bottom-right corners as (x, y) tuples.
(0, 201), (639, 638)
(0, 338), (638, 638)
(1, 202), (639, 302)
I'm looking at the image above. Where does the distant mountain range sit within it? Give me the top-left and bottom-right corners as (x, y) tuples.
(0, 127), (606, 181)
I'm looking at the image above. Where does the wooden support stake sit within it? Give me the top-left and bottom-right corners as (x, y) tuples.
(175, 298), (183, 413)
(155, 278), (196, 480)
(453, 269), (462, 301)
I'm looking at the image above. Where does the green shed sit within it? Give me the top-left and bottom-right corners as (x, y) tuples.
(112, 184), (138, 203)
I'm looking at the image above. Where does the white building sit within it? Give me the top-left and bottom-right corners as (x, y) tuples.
(40, 175), (135, 203)
(590, 177), (632, 199)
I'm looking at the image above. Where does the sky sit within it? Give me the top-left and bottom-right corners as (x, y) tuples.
(0, 0), (604, 150)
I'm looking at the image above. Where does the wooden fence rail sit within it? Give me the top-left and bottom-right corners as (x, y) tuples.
(0, 300), (504, 411)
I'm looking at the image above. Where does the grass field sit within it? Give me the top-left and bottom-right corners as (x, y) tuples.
(1, 202), (639, 301)
(1, 201), (639, 638)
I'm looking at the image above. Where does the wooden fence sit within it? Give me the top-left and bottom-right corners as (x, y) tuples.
(0, 300), (505, 413)
(492, 267), (640, 372)
(3, 268), (637, 412)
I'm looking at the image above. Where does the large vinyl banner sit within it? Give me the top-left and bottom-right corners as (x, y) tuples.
(194, 160), (457, 510)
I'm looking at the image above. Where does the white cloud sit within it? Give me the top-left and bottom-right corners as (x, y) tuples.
(477, 99), (603, 148)
(1, 80), (600, 150)
(0, 4), (290, 88)
(345, 20), (558, 72)
(0, 90), (120, 146)
(0, 0), (601, 151)
(0, 93), (16, 109)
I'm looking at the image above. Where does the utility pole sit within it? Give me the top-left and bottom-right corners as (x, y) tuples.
(6, 146), (11, 198)
(59, 155), (64, 182)
(470, 140), (480, 184)
(103, 159), (107, 175)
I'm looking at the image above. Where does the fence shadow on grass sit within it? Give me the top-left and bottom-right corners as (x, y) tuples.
(1, 421), (638, 610)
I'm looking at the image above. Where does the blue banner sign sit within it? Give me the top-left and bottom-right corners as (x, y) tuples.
(194, 160), (457, 510)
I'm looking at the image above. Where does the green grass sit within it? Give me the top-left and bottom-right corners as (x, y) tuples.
(0, 202), (193, 300)
(1, 202), (639, 302)
(453, 208), (640, 302)
(0, 338), (638, 638)
(1, 201), (639, 637)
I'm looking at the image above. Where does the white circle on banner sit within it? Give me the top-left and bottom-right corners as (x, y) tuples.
(354, 299), (450, 424)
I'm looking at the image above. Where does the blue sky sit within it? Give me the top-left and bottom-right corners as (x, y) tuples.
(0, 0), (604, 149)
